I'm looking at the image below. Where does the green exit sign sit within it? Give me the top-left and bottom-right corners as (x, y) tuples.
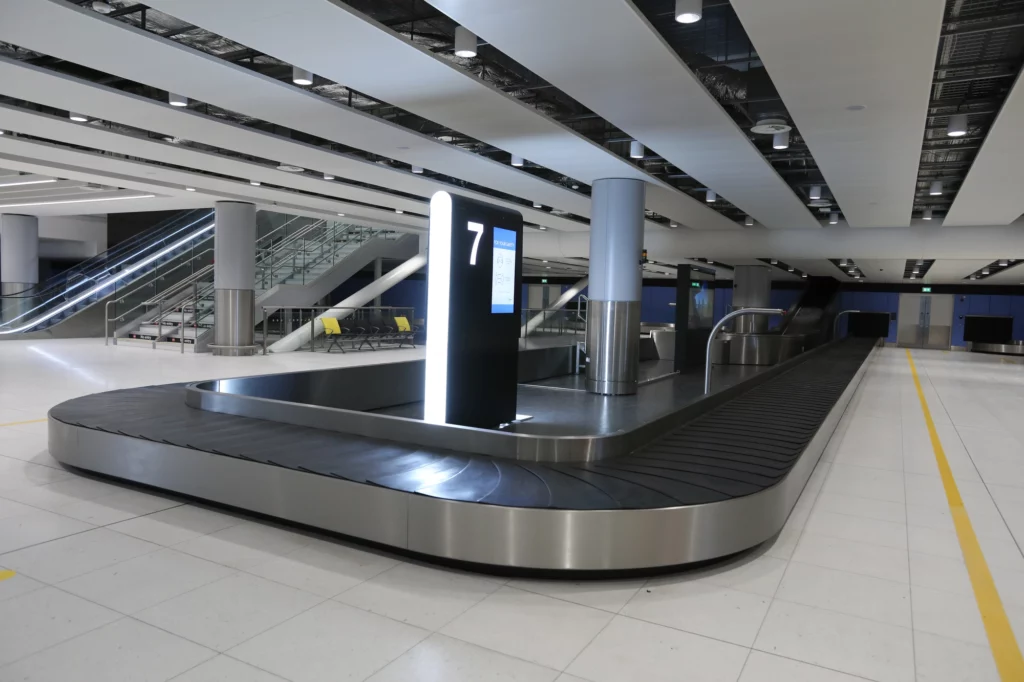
(541, 279), (548, 284)
(922, 286), (932, 293)
(691, 281), (701, 288)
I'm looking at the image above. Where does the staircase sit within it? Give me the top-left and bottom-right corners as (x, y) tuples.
(0, 210), (215, 339)
(115, 217), (414, 351)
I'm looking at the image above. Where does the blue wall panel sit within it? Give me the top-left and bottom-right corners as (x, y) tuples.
(641, 286), (677, 323)
(952, 294), (970, 346)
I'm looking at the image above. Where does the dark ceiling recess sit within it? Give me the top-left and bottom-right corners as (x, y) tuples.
(916, 0), (1024, 221)
(964, 258), (1021, 280)
(828, 258), (865, 280)
(903, 259), (936, 280)
(758, 258), (807, 278)
(631, 0), (834, 221)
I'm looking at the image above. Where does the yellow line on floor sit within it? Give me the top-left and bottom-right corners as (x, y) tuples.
(906, 349), (1024, 680)
(0, 570), (15, 582)
(0, 418), (46, 428)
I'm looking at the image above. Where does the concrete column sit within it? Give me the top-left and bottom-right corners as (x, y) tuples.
(373, 257), (383, 308)
(731, 265), (772, 333)
(213, 201), (257, 356)
(1, 214), (39, 323)
(585, 178), (645, 395)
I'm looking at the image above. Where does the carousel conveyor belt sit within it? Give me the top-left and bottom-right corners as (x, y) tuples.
(49, 338), (876, 513)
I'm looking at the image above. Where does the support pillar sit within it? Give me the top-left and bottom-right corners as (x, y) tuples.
(731, 265), (772, 333)
(1, 214), (39, 323)
(585, 178), (645, 395)
(212, 201), (257, 356)
(373, 257), (383, 308)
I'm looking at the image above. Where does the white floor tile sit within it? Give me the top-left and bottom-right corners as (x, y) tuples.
(909, 551), (974, 596)
(367, 633), (560, 682)
(108, 504), (242, 547)
(0, 498), (39, 522)
(0, 527), (160, 584)
(689, 553), (789, 598)
(911, 585), (989, 646)
(776, 561), (912, 627)
(792, 532), (910, 583)
(58, 547), (234, 614)
(229, 600), (427, 682)
(566, 616), (748, 682)
(554, 676), (592, 682)
(0, 509), (93, 555)
(248, 538), (399, 598)
(822, 464), (906, 504)
(169, 656), (289, 682)
(1, 476), (121, 513)
(55, 488), (182, 526)
(506, 577), (643, 613)
(337, 561), (501, 630)
(0, 617), (215, 681)
(814, 491), (907, 524)
(0, 568), (42, 603)
(621, 578), (770, 646)
(754, 600), (915, 682)
(0, 459), (74, 492)
(136, 572), (322, 651)
(804, 510), (908, 550)
(739, 650), (868, 682)
(173, 521), (313, 570)
(441, 586), (613, 670)
(913, 631), (1000, 682)
(0, 587), (119, 666)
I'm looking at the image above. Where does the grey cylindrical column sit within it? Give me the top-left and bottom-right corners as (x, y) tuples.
(586, 178), (645, 395)
(213, 201), (257, 356)
(373, 257), (383, 308)
(1, 214), (40, 323)
(731, 265), (772, 333)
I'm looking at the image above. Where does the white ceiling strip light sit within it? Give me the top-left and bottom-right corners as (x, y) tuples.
(0, 193), (155, 209)
(0, 178), (57, 188)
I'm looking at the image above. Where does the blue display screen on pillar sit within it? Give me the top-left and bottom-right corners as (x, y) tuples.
(491, 228), (517, 313)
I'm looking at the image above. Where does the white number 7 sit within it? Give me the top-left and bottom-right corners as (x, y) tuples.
(467, 222), (484, 265)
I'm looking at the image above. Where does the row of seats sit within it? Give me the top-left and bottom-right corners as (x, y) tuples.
(320, 316), (418, 353)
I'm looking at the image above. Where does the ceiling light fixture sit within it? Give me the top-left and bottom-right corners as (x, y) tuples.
(91, 1), (113, 13)
(982, 268), (990, 275)
(250, 180), (261, 186)
(675, 0), (703, 23)
(538, 226), (548, 231)
(276, 164), (305, 173)
(917, 259), (924, 266)
(788, 267), (794, 272)
(773, 130), (790, 150)
(670, 221), (679, 228)
(947, 113), (968, 137)
(840, 259), (847, 266)
(292, 66), (314, 86)
(971, 275), (978, 280)
(829, 212), (839, 225)
(744, 215), (754, 227)
(706, 190), (716, 203)
(0, 193), (155, 209)
(802, 273), (808, 278)
(809, 185), (822, 201)
(0, 178), (56, 188)
(337, 213), (345, 217)
(185, 187), (196, 192)
(323, 173), (335, 180)
(571, 183), (580, 190)
(770, 259), (778, 265)
(910, 275), (916, 280)
(454, 25), (478, 58)
(411, 166), (424, 174)
(168, 93), (188, 107)
(69, 112), (88, 122)
(629, 140), (645, 159)
(930, 180), (943, 196)
(913, 268), (920, 274)
(511, 155), (524, 168)
(999, 260), (1009, 267)
(923, 208), (933, 220)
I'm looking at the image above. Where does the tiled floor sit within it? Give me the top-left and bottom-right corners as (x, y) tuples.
(0, 339), (1021, 681)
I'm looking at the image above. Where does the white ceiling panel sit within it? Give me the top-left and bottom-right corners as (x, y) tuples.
(786, 259), (842, 278)
(0, 57), (581, 233)
(943, 72), (1024, 226)
(0, 0), (594, 221)
(143, 0), (738, 232)
(731, 0), (944, 228)
(429, 0), (818, 229)
(857, 259), (911, 284)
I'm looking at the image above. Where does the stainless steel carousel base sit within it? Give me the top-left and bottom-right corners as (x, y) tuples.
(48, 342), (877, 572)
(968, 341), (1024, 356)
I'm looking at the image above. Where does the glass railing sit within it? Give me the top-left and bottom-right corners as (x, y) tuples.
(256, 221), (395, 289)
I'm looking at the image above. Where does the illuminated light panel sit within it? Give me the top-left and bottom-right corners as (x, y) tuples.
(0, 193), (155, 209)
(424, 191), (453, 424)
(0, 178), (57, 188)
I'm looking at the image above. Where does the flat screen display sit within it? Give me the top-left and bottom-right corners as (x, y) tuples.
(491, 227), (516, 313)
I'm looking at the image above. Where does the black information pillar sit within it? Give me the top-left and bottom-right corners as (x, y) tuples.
(424, 192), (524, 428)
(673, 265), (691, 373)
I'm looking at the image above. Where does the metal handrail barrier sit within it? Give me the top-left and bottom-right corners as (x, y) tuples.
(256, 222), (351, 288)
(260, 305), (416, 355)
(152, 280), (215, 349)
(833, 309), (862, 339)
(704, 308), (786, 394)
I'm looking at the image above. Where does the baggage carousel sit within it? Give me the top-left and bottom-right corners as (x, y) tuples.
(48, 337), (879, 574)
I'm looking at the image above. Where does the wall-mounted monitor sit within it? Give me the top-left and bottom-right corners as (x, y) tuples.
(964, 315), (1013, 344)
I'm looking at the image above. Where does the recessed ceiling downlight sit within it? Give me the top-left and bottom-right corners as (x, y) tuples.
(947, 113), (968, 137)
(454, 26), (478, 58)
(750, 118), (792, 135)
(674, 0), (703, 24)
(277, 164), (305, 173)
(773, 130), (790, 150)
(292, 67), (313, 86)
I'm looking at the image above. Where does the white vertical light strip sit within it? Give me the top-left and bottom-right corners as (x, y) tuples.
(424, 191), (453, 424)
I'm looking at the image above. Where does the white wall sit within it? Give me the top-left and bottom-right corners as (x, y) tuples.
(37, 214), (107, 259)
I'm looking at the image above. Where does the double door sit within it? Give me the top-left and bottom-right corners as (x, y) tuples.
(897, 294), (953, 349)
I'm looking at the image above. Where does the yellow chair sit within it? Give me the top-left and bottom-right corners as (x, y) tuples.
(320, 317), (345, 353)
(394, 316), (412, 332)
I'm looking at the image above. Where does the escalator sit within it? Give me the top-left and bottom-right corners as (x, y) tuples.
(778, 276), (842, 348)
(0, 209), (214, 338)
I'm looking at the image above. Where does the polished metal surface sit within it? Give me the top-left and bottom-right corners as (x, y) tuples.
(969, 341), (1024, 356)
(586, 300), (640, 395)
(705, 308), (785, 393)
(213, 288), (256, 356)
(731, 265), (773, 333)
(49, 342), (878, 571)
(833, 310), (862, 338)
(650, 328), (676, 360)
